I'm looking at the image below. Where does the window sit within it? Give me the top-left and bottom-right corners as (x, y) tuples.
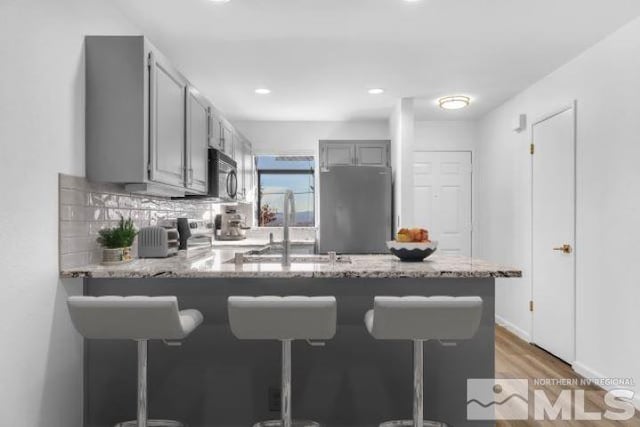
(257, 155), (315, 227)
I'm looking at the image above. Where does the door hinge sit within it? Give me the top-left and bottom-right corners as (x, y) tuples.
(529, 300), (534, 312)
(530, 143), (535, 155)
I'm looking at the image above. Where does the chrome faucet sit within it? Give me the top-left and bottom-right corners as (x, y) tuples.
(282, 190), (296, 267)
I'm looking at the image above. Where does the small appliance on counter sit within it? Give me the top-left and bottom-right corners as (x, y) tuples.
(138, 226), (179, 258)
(158, 218), (213, 252)
(214, 206), (249, 241)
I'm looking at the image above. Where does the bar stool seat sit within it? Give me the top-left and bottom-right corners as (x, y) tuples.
(365, 296), (483, 427)
(228, 296), (337, 427)
(68, 296), (203, 427)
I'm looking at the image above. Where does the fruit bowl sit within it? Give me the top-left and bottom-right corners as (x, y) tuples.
(386, 240), (438, 262)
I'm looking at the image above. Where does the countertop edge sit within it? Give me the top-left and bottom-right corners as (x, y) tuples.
(60, 270), (523, 279)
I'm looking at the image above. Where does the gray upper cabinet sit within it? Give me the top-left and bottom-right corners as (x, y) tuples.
(85, 35), (254, 197)
(322, 142), (355, 168)
(320, 140), (390, 169)
(221, 123), (235, 158)
(355, 142), (390, 167)
(243, 139), (254, 200)
(85, 36), (196, 196)
(209, 113), (223, 151)
(185, 87), (209, 194)
(149, 51), (187, 188)
(235, 137), (254, 201)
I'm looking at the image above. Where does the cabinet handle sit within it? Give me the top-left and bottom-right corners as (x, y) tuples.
(148, 52), (157, 180)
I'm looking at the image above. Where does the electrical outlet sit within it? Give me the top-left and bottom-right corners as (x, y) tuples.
(268, 387), (281, 412)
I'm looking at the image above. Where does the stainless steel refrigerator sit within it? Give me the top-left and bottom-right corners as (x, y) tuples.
(319, 165), (392, 253)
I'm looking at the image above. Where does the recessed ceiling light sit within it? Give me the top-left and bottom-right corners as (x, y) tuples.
(438, 95), (471, 110)
(208, 0), (231, 3)
(368, 88), (384, 95)
(254, 88), (271, 95)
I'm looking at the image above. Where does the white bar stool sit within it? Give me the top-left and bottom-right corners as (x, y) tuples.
(364, 296), (483, 427)
(67, 296), (204, 427)
(228, 296), (337, 427)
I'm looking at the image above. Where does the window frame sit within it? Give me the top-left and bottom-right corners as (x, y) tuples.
(257, 168), (316, 227)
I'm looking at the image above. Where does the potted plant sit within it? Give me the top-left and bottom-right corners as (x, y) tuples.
(97, 216), (137, 265)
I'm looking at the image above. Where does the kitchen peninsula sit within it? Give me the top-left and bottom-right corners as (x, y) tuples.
(62, 252), (520, 427)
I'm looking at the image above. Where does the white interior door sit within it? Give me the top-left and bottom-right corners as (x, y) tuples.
(413, 151), (472, 256)
(531, 105), (576, 363)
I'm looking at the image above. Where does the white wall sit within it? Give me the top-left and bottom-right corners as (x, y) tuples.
(233, 120), (389, 155)
(389, 98), (415, 231)
(476, 16), (640, 402)
(414, 121), (478, 253)
(414, 121), (476, 152)
(0, 1), (138, 425)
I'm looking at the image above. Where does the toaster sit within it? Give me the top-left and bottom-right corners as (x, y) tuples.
(137, 226), (179, 258)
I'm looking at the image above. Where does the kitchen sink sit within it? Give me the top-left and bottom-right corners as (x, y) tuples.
(227, 254), (351, 264)
(247, 244), (315, 256)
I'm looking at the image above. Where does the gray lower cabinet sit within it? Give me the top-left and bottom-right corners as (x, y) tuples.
(320, 140), (390, 168)
(185, 88), (209, 194)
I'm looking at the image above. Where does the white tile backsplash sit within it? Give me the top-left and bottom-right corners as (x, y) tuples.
(58, 174), (220, 269)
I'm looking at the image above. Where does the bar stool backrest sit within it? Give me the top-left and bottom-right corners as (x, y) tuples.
(228, 296), (337, 340)
(371, 296), (483, 340)
(68, 296), (187, 340)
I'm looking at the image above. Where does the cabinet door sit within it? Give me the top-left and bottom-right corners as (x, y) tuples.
(149, 51), (187, 188)
(322, 143), (355, 168)
(356, 142), (389, 167)
(221, 124), (235, 158)
(209, 115), (223, 151)
(243, 141), (254, 200)
(235, 136), (246, 199)
(185, 89), (209, 193)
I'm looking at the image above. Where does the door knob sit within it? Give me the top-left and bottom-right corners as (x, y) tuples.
(553, 244), (573, 254)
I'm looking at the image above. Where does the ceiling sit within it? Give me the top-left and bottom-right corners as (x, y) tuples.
(113, 0), (640, 121)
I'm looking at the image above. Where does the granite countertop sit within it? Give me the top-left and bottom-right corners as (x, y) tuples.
(60, 249), (522, 279)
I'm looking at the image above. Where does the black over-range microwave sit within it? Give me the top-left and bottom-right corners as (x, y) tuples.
(210, 149), (237, 201)
(188, 149), (237, 201)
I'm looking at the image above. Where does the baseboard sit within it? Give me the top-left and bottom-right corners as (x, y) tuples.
(495, 314), (531, 342)
(572, 361), (640, 411)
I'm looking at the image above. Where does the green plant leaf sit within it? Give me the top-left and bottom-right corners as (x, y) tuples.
(96, 215), (138, 249)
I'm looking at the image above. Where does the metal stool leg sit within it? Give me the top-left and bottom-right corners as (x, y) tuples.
(379, 341), (448, 427)
(282, 339), (292, 427)
(253, 340), (319, 427)
(115, 340), (185, 427)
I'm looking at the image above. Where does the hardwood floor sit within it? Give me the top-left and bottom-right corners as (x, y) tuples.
(495, 325), (640, 426)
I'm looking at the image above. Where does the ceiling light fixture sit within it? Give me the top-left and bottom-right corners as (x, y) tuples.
(208, 0), (231, 3)
(254, 88), (271, 95)
(368, 88), (384, 95)
(438, 95), (471, 110)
